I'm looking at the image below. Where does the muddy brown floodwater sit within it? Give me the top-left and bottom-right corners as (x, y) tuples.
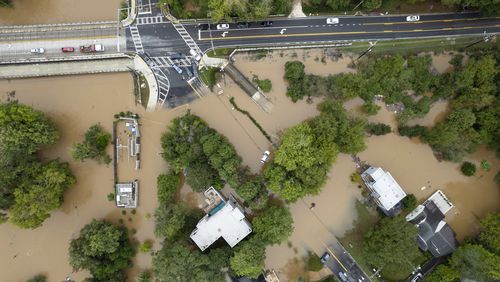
(0, 0), (122, 25)
(0, 48), (497, 282)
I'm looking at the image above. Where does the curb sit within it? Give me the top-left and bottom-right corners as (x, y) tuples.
(121, 0), (138, 27)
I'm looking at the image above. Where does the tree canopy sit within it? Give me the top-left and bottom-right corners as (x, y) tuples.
(9, 160), (75, 228)
(362, 216), (420, 273)
(449, 244), (500, 282)
(423, 264), (460, 282)
(252, 205), (294, 245)
(229, 236), (267, 278)
(157, 170), (180, 205)
(479, 213), (500, 255)
(71, 124), (111, 164)
(154, 204), (186, 240)
(69, 219), (135, 281)
(0, 102), (75, 228)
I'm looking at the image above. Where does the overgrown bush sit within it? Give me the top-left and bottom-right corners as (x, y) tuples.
(461, 162), (476, 176)
(402, 194), (418, 212)
(71, 124), (111, 164)
(366, 123), (391, 136)
(398, 125), (427, 137)
(252, 75), (272, 92)
(362, 102), (380, 115)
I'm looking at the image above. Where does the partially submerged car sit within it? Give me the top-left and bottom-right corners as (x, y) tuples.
(260, 150), (270, 164)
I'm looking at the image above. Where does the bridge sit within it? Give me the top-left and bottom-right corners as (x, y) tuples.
(1, 0), (499, 111)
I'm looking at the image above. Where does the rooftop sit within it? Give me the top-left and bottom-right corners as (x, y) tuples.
(190, 190), (252, 251)
(361, 166), (407, 211)
(115, 180), (138, 208)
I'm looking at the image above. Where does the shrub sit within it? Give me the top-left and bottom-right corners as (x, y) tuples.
(480, 160), (491, 171)
(362, 102), (380, 115)
(307, 252), (324, 271)
(461, 162), (476, 176)
(252, 75), (272, 93)
(140, 241), (153, 253)
(398, 125), (427, 137)
(350, 172), (362, 184)
(366, 123), (391, 136)
(402, 194), (418, 212)
(107, 193), (115, 202)
(71, 124), (111, 164)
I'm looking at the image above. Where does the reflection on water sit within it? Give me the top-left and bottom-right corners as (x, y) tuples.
(0, 0), (122, 25)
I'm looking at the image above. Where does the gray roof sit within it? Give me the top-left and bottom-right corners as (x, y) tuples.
(413, 201), (457, 257)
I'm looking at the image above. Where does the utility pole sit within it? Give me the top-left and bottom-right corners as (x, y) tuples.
(356, 41), (377, 61)
(465, 31), (494, 49)
(207, 10), (216, 56)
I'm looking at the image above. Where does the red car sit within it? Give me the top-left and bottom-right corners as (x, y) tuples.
(61, 47), (75, 53)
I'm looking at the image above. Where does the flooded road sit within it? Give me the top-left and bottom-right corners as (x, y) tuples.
(0, 0), (122, 25)
(0, 48), (497, 281)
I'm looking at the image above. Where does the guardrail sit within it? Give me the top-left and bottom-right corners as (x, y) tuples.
(0, 53), (130, 65)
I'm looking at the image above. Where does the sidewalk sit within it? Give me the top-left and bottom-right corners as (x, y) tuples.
(133, 54), (158, 111)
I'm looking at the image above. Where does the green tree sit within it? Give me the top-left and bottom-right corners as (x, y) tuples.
(69, 219), (135, 281)
(236, 176), (265, 202)
(186, 161), (220, 191)
(140, 241), (152, 253)
(363, 217), (419, 272)
(362, 102), (380, 115)
(154, 204), (186, 240)
(153, 243), (226, 281)
(460, 161), (476, 176)
(480, 160), (491, 171)
(449, 244), (500, 282)
(0, 101), (58, 156)
(26, 274), (46, 282)
(424, 264), (460, 282)
(274, 123), (317, 171)
(253, 205), (294, 244)
(230, 237), (266, 278)
(284, 61), (306, 102)
(479, 213), (500, 254)
(71, 124), (111, 164)
(157, 171), (180, 205)
(363, 0), (382, 10)
(365, 123), (391, 136)
(398, 125), (427, 138)
(9, 160), (76, 229)
(138, 271), (152, 282)
(402, 194), (418, 212)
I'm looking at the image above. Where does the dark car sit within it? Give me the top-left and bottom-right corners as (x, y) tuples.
(197, 23), (209, 30)
(320, 252), (331, 263)
(260, 21), (273, 27)
(61, 47), (75, 52)
(237, 22), (249, 28)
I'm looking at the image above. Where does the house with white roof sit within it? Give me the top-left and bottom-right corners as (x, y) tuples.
(190, 187), (252, 251)
(361, 166), (407, 216)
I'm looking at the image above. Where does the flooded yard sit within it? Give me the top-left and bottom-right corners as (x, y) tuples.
(0, 0), (122, 25)
(0, 47), (497, 281)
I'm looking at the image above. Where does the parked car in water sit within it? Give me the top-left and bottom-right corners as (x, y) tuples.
(30, 48), (45, 54)
(260, 21), (273, 27)
(61, 47), (75, 52)
(406, 15), (420, 21)
(326, 17), (339, 24)
(260, 150), (270, 164)
(216, 23), (229, 30)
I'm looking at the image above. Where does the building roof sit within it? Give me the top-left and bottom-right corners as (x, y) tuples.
(362, 167), (407, 211)
(425, 190), (453, 215)
(115, 181), (138, 208)
(190, 197), (252, 251)
(410, 201), (457, 257)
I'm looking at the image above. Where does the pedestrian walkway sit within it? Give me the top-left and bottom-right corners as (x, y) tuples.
(164, 13), (202, 54)
(129, 25), (144, 53)
(141, 54), (170, 107)
(137, 0), (152, 15)
(134, 55), (160, 111)
(136, 16), (167, 25)
(151, 56), (192, 67)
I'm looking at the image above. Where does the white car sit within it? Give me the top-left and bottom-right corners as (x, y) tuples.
(260, 150), (270, 164)
(216, 23), (229, 30)
(326, 17), (339, 24)
(406, 15), (420, 22)
(189, 49), (202, 61)
(30, 48), (45, 54)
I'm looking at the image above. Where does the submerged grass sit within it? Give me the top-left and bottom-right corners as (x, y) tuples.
(229, 97), (273, 143)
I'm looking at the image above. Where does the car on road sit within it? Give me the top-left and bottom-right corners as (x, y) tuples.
(189, 49), (202, 61)
(406, 15), (420, 21)
(198, 23), (209, 30)
(320, 252), (331, 263)
(30, 48), (45, 54)
(172, 64), (183, 75)
(260, 21), (273, 27)
(411, 273), (423, 282)
(326, 17), (339, 24)
(61, 47), (75, 52)
(216, 23), (229, 30)
(260, 150), (270, 164)
(237, 22), (249, 28)
(338, 272), (348, 282)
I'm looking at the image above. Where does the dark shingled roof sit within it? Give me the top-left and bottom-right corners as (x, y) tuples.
(413, 201), (458, 257)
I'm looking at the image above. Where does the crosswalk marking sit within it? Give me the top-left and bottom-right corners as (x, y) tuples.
(150, 56), (193, 67)
(129, 25), (144, 53)
(137, 0), (152, 15)
(136, 16), (167, 25)
(165, 13), (202, 55)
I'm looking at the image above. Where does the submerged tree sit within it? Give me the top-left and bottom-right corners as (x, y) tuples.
(230, 236), (267, 278)
(71, 124), (111, 164)
(252, 205), (294, 245)
(69, 219), (135, 281)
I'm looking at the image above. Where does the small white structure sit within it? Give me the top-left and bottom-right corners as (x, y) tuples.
(361, 167), (407, 214)
(115, 180), (138, 208)
(190, 187), (252, 251)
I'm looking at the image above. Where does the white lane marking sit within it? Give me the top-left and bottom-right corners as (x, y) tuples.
(199, 25), (309, 32)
